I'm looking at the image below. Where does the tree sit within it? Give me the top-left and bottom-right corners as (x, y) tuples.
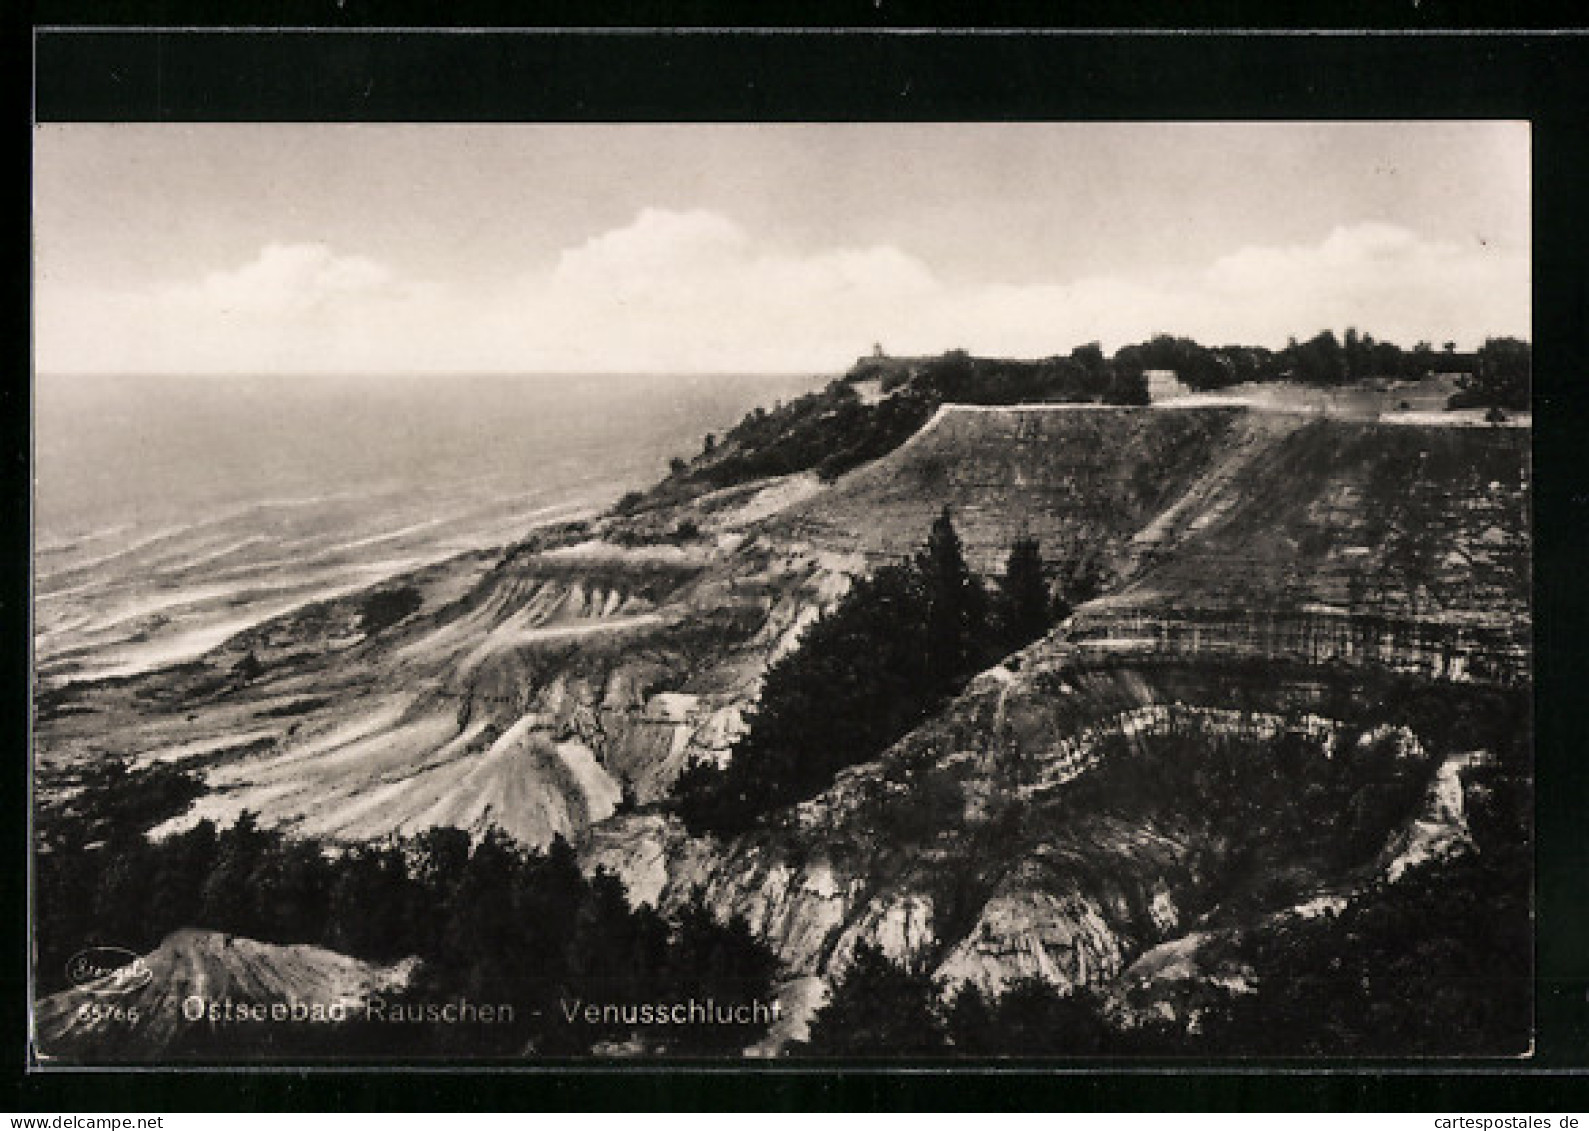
(943, 983), (998, 1052)
(1449, 337), (1529, 412)
(661, 896), (781, 1053)
(1199, 846), (1530, 1056)
(325, 841), (417, 962)
(144, 820), (219, 947)
(802, 943), (947, 1055)
(250, 836), (334, 944)
(1288, 330), (1349, 385)
(918, 508), (989, 694)
(1070, 341), (1107, 376)
(90, 832), (156, 950)
(407, 825), (472, 954)
(359, 586), (422, 635)
(675, 561), (935, 833)
(676, 513), (1006, 835)
(945, 979), (1111, 1055)
(1105, 365), (1151, 405)
(199, 811), (274, 938)
(1343, 326), (1362, 379)
(997, 536), (1054, 650)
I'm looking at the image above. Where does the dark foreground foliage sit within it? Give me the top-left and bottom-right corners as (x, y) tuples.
(795, 942), (1129, 1058)
(37, 764), (780, 1057)
(800, 845), (1529, 1058)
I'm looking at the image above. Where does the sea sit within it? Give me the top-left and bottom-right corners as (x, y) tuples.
(33, 372), (821, 687)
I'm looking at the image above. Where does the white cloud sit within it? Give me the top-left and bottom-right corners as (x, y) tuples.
(553, 208), (749, 295)
(34, 213), (1529, 376)
(182, 242), (395, 316)
(36, 242), (445, 374)
(914, 220), (1527, 357)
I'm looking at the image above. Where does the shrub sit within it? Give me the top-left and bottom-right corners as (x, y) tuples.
(800, 943), (947, 1055)
(359, 586), (422, 635)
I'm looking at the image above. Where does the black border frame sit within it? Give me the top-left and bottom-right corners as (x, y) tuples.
(15, 15), (1589, 1112)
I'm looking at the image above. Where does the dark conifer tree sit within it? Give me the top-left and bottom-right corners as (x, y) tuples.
(998, 535), (1054, 650)
(943, 983), (998, 1053)
(145, 819), (219, 947)
(325, 840), (416, 962)
(676, 560), (934, 832)
(801, 942), (947, 1055)
(199, 810), (272, 938)
(406, 824), (472, 955)
(918, 507), (988, 693)
(250, 836), (334, 945)
(944, 979), (1111, 1055)
(676, 512), (1023, 834)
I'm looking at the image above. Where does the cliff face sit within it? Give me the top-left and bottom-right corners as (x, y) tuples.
(1070, 417), (1530, 684)
(775, 406), (1527, 667)
(87, 534), (862, 844)
(579, 407), (1530, 1041)
(582, 647), (1497, 1032)
(773, 404), (1265, 575)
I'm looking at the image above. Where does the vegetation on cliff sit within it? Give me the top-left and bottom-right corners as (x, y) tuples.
(801, 951), (1121, 1056)
(674, 511), (1063, 835)
(357, 585), (424, 636)
(614, 329), (1528, 525)
(996, 535), (1060, 652)
(1111, 329), (1525, 394)
(1194, 710), (1532, 1056)
(618, 342), (1150, 516)
(796, 684), (1531, 1058)
(800, 816), (1528, 1061)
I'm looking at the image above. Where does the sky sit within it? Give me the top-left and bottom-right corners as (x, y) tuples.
(33, 122), (1530, 375)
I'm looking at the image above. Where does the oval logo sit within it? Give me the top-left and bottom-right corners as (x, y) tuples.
(65, 947), (152, 995)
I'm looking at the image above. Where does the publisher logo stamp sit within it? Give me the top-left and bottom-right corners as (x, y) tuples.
(65, 947), (152, 995)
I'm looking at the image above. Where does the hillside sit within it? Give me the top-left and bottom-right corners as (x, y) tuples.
(613, 346), (1149, 522)
(774, 403), (1260, 574)
(44, 403), (1527, 845)
(573, 407), (1529, 1050)
(33, 366), (1532, 1059)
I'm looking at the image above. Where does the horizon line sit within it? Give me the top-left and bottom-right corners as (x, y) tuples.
(32, 368), (831, 380)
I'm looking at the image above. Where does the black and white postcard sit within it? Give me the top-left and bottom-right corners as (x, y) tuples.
(28, 34), (1544, 1073)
